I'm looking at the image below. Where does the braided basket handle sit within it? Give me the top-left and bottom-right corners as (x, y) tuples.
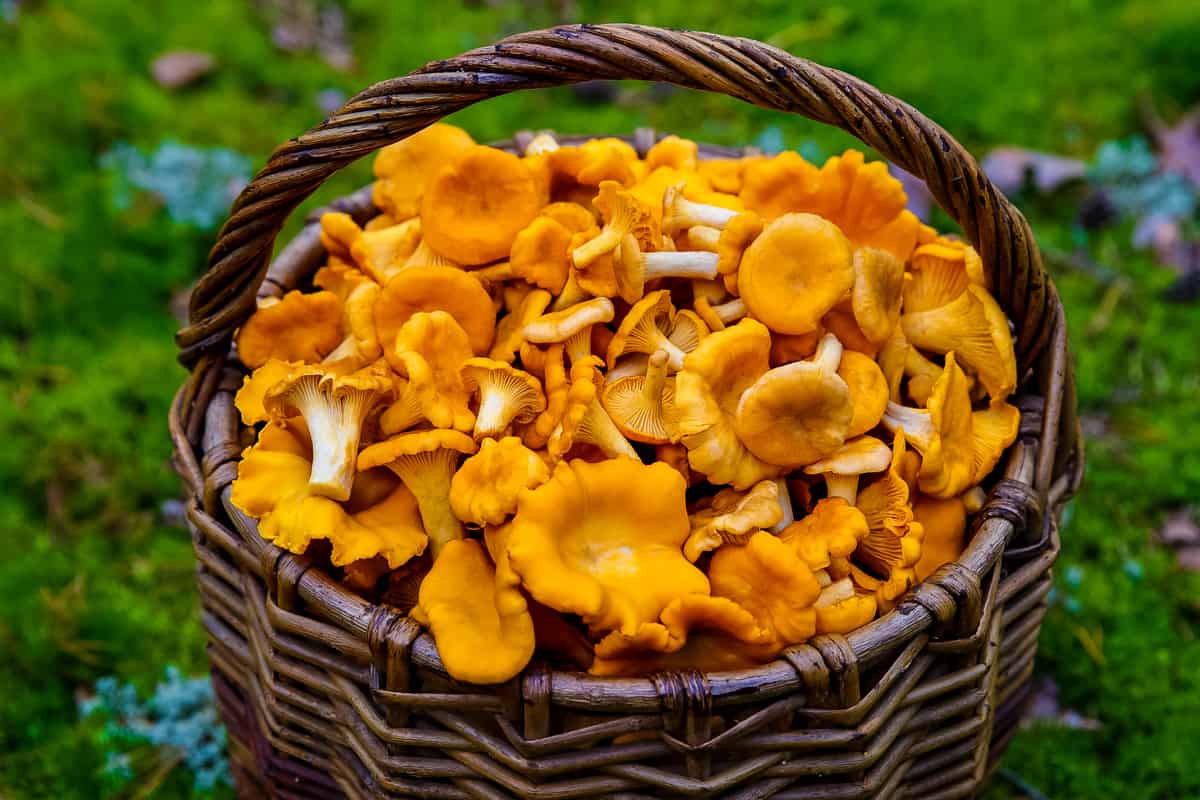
(179, 23), (1056, 372)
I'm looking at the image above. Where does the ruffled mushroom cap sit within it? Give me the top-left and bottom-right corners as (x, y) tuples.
(524, 297), (615, 365)
(803, 435), (892, 505)
(851, 431), (922, 609)
(510, 216), (573, 294)
(734, 333), (853, 468)
(314, 256), (373, 301)
(539, 201), (597, 233)
(235, 359), (302, 425)
(715, 213), (764, 278)
(630, 166), (716, 226)
(903, 346), (958, 406)
(416, 538), (535, 684)
(645, 135), (698, 172)
(655, 442), (694, 484)
(709, 532), (821, 645)
(673, 319), (782, 489)
(328, 481), (429, 569)
(882, 353), (1020, 498)
(400, 238), (460, 270)
(389, 311), (476, 433)
(357, 429), (478, 558)
(507, 458), (710, 635)
(372, 123), (476, 220)
(812, 578), (878, 635)
(837, 350), (890, 438)
(612, 233), (719, 303)
(738, 151), (823, 221)
(350, 217), (422, 284)
(902, 283), (1017, 403)
(698, 156), (760, 194)
(851, 247), (905, 346)
(572, 181), (658, 268)
(319, 212), (361, 258)
(551, 137), (642, 189)
(449, 437), (550, 526)
(521, 344), (568, 450)
(738, 213), (855, 335)
(375, 265), (496, 358)
(547, 359), (638, 461)
(460, 358), (546, 440)
(420, 145), (543, 265)
(490, 288), (552, 364)
(589, 595), (776, 677)
(600, 350), (677, 445)
(231, 421), (313, 520)
(236, 290), (343, 369)
(322, 281), (383, 370)
(683, 479), (785, 562)
(903, 240), (986, 312)
(605, 290), (692, 371)
(779, 498), (870, 579)
(263, 362), (394, 501)
(912, 494), (968, 581)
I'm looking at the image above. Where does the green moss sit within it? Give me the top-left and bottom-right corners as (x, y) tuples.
(1, 1), (1198, 797)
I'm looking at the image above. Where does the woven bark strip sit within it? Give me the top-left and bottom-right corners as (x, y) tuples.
(169, 24), (1083, 799)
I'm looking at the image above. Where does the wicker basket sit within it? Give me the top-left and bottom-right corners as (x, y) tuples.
(170, 24), (1083, 799)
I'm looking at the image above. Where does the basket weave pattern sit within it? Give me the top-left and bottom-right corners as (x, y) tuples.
(170, 25), (1083, 799)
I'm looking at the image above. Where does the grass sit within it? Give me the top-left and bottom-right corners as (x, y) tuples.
(1, 1), (1199, 797)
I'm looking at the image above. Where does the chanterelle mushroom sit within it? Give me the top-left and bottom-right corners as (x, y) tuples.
(780, 498), (870, 580)
(547, 358), (638, 461)
(389, 311), (476, 433)
(372, 123), (476, 220)
(882, 353), (1020, 498)
(449, 436), (549, 526)
(606, 290), (694, 371)
(851, 247), (906, 346)
(507, 458), (710, 635)
(572, 180), (658, 268)
(803, 435), (893, 505)
(738, 213), (855, 335)
(357, 429), (478, 558)
(523, 297), (615, 365)
(708, 531), (821, 646)
(812, 578), (878, 635)
(600, 350), (677, 445)
(236, 290), (343, 369)
(683, 479), (785, 561)
(612, 233), (719, 303)
(375, 265), (496, 357)
(673, 318), (782, 489)
(734, 332), (853, 468)
(837, 350), (890, 438)
(510, 215), (573, 295)
(263, 361), (394, 502)
(460, 358), (546, 440)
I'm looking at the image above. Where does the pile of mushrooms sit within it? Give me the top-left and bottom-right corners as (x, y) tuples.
(229, 125), (1019, 684)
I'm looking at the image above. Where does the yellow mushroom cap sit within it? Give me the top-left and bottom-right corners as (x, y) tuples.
(854, 430), (920, 576)
(605, 289), (688, 370)
(449, 436), (550, 527)
(734, 333), (853, 468)
(780, 497), (870, 576)
(510, 216), (573, 295)
(572, 180), (659, 268)
(673, 318), (782, 489)
(314, 255), (373, 301)
(319, 211), (361, 258)
(902, 283), (1017, 403)
(715, 212), (764, 276)
(236, 290), (343, 369)
(645, 135), (698, 172)
(417, 538), (535, 684)
(389, 311), (476, 433)
(851, 247), (906, 346)
(419, 145), (543, 265)
(507, 458), (710, 635)
(234, 359), (302, 426)
(589, 594), (777, 676)
(372, 123), (476, 220)
(738, 213), (855, 335)
(738, 151), (823, 221)
(231, 421), (313, 520)
(322, 281), (384, 371)
(708, 531), (821, 646)
(683, 479), (785, 562)
(803, 435), (893, 505)
(903, 240), (983, 313)
(837, 351), (890, 439)
(812, 579), (878, 635)
(539, 201), (597, 233)
(912, 494), (968, 581)
(349, 217), (422, 284)
(490, 288), (552, 365)
(329, 481), (429, 569)
(375, 265), (496, 358)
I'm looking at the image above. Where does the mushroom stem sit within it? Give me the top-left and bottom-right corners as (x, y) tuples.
(289, 379), (371, 502)
(550, 272), (589, 311)
(572, 227), (622, 268)
(642, 251), (720, 281)
(687, 226), (721, 252)
(663, 188), (738, 233)
(823, 475), (861, 505)
(769, 479), (795, 534)
(712, 298), (747, 324)
(643, 351), (670, 402)
(564, 329), (592, 365)
(655, 334), (690, 372)
(880, 404), (936, 453)
(812, 333), (845, 375)
(579, 399), (640, 460)
(385, 452), (464, 558)
(475, 391), (514, 440)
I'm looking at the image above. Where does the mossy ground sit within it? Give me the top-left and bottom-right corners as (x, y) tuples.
(2, 2), (1199, 797)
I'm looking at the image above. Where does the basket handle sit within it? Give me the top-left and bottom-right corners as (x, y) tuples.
(179, 23), (1056, 371)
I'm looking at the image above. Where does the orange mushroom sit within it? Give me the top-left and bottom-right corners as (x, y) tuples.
(375, 265), (496, 358)
(837, 350), (890, 439)
(460, 358), (546, 440)
(803, 435), (893, 505)
(684, 479), (785, 561)
(600, 350), (678, 445)
(372, 123), (476, 220)
(236, 290), (343, 369)
(572, 181), (658, 268)
(510, 215), (574, 294)
(389, 311), (476, 432)
(523, 297), (615, 365)
(449, 436), (550, 527)
(708, 531), (821, 646)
